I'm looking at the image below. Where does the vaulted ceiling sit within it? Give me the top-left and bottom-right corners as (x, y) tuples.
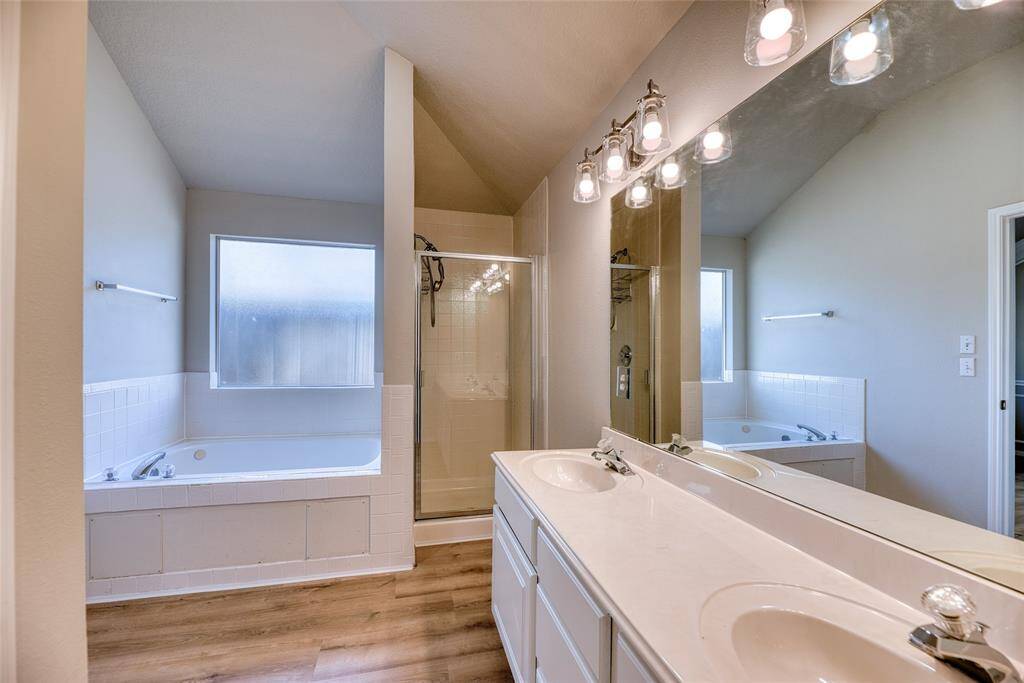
(89, 1), (692, 214)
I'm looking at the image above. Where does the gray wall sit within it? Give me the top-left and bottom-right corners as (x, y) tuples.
(185, 189), (384, 372)
(84, 24), (186, 383)
(746, 44), (1024, 526)
(701, 235), (747, 371)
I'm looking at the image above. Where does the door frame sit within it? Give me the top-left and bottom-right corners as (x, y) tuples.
(987, 200), (1024, 535)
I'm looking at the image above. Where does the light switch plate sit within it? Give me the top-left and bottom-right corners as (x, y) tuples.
(959, 357), (976, 377)
(959, 335), (976, 354)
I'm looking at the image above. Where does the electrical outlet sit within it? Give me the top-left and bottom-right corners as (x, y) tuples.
(959, 335), (976, 354)
(959, 357), (976, 377)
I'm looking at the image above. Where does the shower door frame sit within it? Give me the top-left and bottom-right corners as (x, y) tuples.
(413, 251), (538, 521)
(610, 263), (659, 442)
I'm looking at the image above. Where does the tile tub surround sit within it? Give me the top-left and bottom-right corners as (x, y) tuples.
(184, 371), (383, 438)
(702, 370), (866, 440)
(601, 428), (1024, 661)
(83, 373), (185, 480)
(85, 384), (414, 602)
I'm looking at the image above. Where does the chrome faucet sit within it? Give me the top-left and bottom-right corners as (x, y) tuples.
(796, 423), (827, 441)
(592, 438), (633, 475)
(667, 433), (693, 456)
(131, 451), (167, 480)
(909, 584), (1021, 683)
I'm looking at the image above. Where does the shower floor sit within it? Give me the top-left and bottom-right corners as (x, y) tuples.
(418, 440), (495, 517)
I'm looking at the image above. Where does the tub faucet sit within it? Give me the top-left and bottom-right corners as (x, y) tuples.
(909, 584), (1021, 683)
(592, 438), (633, 475)
(667, 433), (693, 456)
(131, 451), (166, 480)
(796, 424), (827, 441)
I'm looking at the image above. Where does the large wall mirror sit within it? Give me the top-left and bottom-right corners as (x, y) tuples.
(609, 0), (1024, 593)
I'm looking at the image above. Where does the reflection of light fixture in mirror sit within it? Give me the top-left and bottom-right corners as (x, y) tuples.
(635, 81), (670, 154)
(953, 0), (1004, 8)
(694, 117), (733, 165)
(655, 153), (686, 189)
(744, 0), (806, 67)
(600, 123), (628, 182)
(573, 149), (601, 203)
(829, 8), (893, 86)
(469, 280), (483, 293)
(625, 175), (654, 209)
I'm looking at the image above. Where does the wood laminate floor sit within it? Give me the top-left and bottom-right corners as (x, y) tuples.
(87, 541), (512, 683)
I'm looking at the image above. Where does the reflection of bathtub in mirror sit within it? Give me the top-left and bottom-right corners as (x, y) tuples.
(702, 418), (866, 489)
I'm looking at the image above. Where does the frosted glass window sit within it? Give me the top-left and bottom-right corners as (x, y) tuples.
(215, 237), (375, 388)
(700, 269), (727, 382)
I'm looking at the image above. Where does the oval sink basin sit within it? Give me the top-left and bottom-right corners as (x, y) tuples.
(531, 456), (618, 493)
(700, 583), (968, 682)
(930, 550), (1024, 593)
(688, 449), (772, 481)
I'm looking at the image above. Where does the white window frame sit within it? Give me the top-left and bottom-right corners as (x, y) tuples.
(209, 234), (376, 390)
(700, 267), (734, 384)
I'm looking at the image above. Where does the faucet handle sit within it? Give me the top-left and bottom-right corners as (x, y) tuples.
(597, 437), (613, 452)
(921, 584), (980, 639)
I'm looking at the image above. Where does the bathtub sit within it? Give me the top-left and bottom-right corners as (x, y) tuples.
(82, 432), (417, 603)
(701, 418), (838, 450)
(85, 434), (381, 486)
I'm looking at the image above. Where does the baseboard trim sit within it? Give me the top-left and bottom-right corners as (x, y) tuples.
(85, 562), (415, 604)
(414, 514), (492, 547)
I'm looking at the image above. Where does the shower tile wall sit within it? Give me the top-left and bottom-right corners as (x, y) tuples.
(83, 374), (185, 479)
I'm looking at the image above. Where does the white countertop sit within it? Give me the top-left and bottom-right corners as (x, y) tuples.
(493, 448), (973, 682)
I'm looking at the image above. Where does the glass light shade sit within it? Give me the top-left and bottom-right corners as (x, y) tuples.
(694, 117), (733, 165)
(953, 0), (1004, 8)
(829, 9), (894, 86)
(600, 130), (629, 182)
(655, 154), (686, 189)
(634, 93), (671, 155)
(743, 0), (806, 67)
(573, 157), (601, 203)
(625, 175), (654, 209)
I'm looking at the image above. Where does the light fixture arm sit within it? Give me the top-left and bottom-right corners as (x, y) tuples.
(581, 80), (664, 159)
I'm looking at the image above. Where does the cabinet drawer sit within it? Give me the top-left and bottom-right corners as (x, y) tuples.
(612, 630), (657, 683)
(495, 469), (538, 563)
(536, 585), (594, 683)
(492, 506), (537, 683)
(537, 527), (610, 681)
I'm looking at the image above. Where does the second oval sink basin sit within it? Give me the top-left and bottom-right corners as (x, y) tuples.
(531, 455), (619, 492)
(700, 583), (968, 682)
(689, 449), (772, 481)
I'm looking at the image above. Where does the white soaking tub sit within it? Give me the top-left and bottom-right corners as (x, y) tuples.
(85, 433), (381, 485)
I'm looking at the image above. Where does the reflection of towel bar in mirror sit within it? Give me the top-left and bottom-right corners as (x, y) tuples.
(95, 281), (178, 303)
(761, 310), (834, 322)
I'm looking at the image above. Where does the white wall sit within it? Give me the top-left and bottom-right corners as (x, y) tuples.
(14, 1), (90, 677)
(745, 44), (1024, 526)
(184, 188), (384, 373)
(543, 0), (876, 448)
(84, 24), (186, 384)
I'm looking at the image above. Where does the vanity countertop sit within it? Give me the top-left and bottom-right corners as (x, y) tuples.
(492, 447), (984, 682)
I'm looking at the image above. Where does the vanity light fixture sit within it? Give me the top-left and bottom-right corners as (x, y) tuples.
(694, 116), (733, 165)
(573, 149), (601, 203)
(655, 153), (686, 189)
(953, 0), (1004, 8)
(743, 0), (807, 67)
(625, 175), (654, 210)
(572, 80), (672, 204)
(600, 122), (629, 182)
(829, 8), (894, 86)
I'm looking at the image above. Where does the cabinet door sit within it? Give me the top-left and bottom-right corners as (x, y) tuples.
(536, 585), (594, 683)
(611, 629), (657, 683)
(492, 507), (537, 683)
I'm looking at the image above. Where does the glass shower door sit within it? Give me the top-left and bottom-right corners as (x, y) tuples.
(415, 252), (534, 519)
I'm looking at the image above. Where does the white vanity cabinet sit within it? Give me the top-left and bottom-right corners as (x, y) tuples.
(493, 470), (659, 683)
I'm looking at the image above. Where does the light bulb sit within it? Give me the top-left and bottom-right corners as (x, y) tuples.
(642, 114), (662, 141)
(606, 154), (624, 172)
(954, 0), (1003, 8)
(578, 174), (595, 197)
(630, 185), (649, 202)
(661, 161), (680, 181)
(760, 6), (793, 40)
(703, 130), (725, 151)
(843, 24), (878, 62)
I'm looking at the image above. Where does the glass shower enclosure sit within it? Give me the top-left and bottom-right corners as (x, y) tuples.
(414, 251), (536, 519)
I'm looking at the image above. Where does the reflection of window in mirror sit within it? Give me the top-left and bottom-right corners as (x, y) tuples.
(700, 268), (731, 383)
